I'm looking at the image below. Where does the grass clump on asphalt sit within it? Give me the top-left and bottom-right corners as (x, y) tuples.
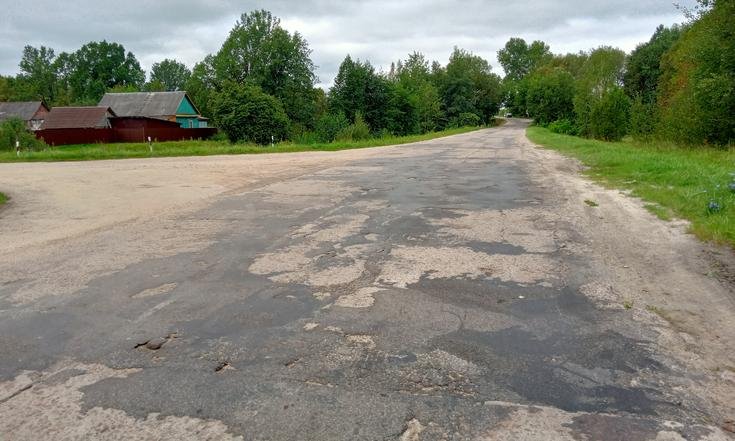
(0, 126), (481, 163)
(0, 192), (6, 206)
(527, 126), (735, 247)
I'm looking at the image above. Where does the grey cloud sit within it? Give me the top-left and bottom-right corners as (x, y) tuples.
(0, 0), (696, 86)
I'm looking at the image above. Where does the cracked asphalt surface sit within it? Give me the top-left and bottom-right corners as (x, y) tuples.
(1, 120), (734, 440)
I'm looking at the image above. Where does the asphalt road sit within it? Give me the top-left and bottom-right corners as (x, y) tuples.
(1, 120), (734, 440)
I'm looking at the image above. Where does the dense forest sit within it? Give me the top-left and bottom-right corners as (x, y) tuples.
(0, 0), (732, 146)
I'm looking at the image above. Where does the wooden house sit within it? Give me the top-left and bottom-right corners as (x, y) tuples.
(98, 92), (209, 128)
(0, 101), (50, 130)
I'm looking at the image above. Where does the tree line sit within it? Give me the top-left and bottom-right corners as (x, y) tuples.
(1, 1), (732, 146)
(0, 10), (502, 145)
(502, 0), (733, 146)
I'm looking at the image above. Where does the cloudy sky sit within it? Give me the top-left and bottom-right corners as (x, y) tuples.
(0, 0), (694, 88)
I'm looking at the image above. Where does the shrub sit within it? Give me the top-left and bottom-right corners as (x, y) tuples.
(211, 82), (290, 145)
(293, 131), (319, 145)
(587, 88), (631, 141)
(0, 118), (46, 151)
(629, 96), (657, 140)
(548, 119), (577, 135)
(315, 112), (349, 143)
(336, 112), (371, 142)
(456, 112), (481, 127)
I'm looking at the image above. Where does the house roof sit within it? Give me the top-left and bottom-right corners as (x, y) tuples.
(0, 101), (47, 122)
(41, 107), (116, 129)
(98, 91), (198, 118)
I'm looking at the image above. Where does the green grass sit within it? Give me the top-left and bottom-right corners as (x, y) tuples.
(0, 192), (6, 206)
(0, 126), (482, 163)
(527, 126), (735, 246)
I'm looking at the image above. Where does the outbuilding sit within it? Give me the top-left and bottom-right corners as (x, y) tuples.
(41, 107), (117, 129)
(98, 91), (209, 129)
(0, 101), (50, 130)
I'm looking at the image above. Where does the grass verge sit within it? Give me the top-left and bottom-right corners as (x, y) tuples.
(527, 126), (735, 246)
(0, 126), (482, 163)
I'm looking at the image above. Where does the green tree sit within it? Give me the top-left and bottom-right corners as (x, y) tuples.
(525, 68), (575, 125)
(438, 48), (502, 124)
(211, 82), (289, 145)
(573, 47), (627, 138)
(56, 41), (145, 104)
(657, 0), (734, 145)
(214, 10), (317, 127)
(624, 25), (683, 103)
(542, 52), (588, 79)
(382, 52), (445, 134)
(588, 87), (631, 141)
(185, 55), (217, 118)
(329, 55), (389, 132)
(18, 45), (57, 102)
(148, 59), (191, 91)
(498, 38), (552, 82)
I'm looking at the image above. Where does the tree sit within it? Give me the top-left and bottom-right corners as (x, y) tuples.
(657, 0), (734, 145)
(18, 45), (57, 102)
(525, 68), (575, 125)
(624, 25), (683, 103)
(148, 59), (191, 91)
(542, 52), (588, 79)
(211, 82), (289, 145)
(573, 47), (626, 138)
(214, 10), (317, 127)
(56, 41), (145, 104)
(498, 38), (552, 82)
(329, 55), (389, 132)
(391, 52), (443, 133)
(588, 87), (631, 141)
(185, 55), (217, 118)
(438, 48), (502, 125)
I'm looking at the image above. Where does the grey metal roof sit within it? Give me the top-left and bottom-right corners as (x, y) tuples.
(98, 92), (193, 118)
(0, 101), (46, 122)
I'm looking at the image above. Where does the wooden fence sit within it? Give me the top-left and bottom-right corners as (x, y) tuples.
(36, 127), (217, 146)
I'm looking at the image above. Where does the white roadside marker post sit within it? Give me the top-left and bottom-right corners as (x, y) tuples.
(148, 136), (153, 153)
(15, 140), (19, 157)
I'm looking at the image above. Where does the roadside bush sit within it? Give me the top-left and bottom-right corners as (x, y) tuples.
(210, 130), (229, 142)
(629, 96), (657, 140)
(293, 131), (319, 145)
(211, 82), (289, 145)
(335, 112), (371, 142)
(547, 119), (577, 135)
(587, 88), (631, 141)
(315, 112), (349, 143)
(0, 118), (46, 151)
(456, 112), (481, 127)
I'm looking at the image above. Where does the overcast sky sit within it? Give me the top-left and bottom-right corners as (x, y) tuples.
(0, 0), (694, 88)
